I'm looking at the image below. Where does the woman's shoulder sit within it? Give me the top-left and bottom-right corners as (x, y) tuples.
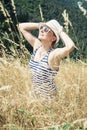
(33, 38), (42, 51)
(48, 48), (61, 70)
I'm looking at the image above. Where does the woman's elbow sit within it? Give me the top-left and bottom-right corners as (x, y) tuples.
(18, 23), (24, 32)
(69, 45), (75, 53)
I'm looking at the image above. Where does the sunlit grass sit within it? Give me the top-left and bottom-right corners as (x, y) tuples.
(0, 59), (87, 129)
(0, 0), (87, 129)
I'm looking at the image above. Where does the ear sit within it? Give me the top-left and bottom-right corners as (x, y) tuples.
(52, 35), (57, 42)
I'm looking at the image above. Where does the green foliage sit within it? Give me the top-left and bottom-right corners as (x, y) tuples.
(15, 0), (87, 60)
(48, 122), (84, 130)
(61, 123), (72, 130)
(0, 0), (30, 62)
(10, 124), (19, 130)
(13, 108), (36, 128)
(0, 0), (87, 61)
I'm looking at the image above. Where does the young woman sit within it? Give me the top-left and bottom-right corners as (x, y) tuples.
(19, 19), (75, 101)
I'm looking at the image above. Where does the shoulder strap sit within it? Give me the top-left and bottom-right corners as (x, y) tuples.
(33, 45), (41, 56)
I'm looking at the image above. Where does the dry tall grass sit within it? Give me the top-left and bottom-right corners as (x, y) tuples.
(0, 58), (87, 129)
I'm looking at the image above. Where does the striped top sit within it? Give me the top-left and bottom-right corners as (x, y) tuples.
(29, 47), (58, 99)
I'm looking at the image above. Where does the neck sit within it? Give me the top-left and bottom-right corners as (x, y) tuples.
(41, 41), (52, 51)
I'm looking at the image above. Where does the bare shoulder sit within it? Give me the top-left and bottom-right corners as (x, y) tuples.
(48, 47), (69, 70)
(49, 47), (71, 59)
(48, 48), (61, 70)
(34, 38), (42, 50)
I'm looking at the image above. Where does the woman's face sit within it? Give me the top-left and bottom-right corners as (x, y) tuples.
(38, 25), (56, 44)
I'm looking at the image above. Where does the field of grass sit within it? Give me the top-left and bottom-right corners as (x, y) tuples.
(0, 58), (87, 130)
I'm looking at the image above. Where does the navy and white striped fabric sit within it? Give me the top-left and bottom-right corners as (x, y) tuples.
(29, 47), (58, 99)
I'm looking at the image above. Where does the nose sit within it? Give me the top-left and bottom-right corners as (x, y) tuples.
(40, 28), (44, 33)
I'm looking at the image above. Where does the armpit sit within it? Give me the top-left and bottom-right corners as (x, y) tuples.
(48, 51), (61, 70)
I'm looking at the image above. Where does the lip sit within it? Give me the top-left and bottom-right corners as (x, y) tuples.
(40, 33), (44, 36)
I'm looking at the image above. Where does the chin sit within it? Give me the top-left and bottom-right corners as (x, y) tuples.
(38, 36), (45, 40)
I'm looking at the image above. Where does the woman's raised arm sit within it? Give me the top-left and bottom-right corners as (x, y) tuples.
(19, 22), (41, 48)
(48, 30), (75, 70)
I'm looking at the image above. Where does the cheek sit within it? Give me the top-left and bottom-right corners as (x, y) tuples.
(38, 32), (43, 38)
(48, 33), (54, 40)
